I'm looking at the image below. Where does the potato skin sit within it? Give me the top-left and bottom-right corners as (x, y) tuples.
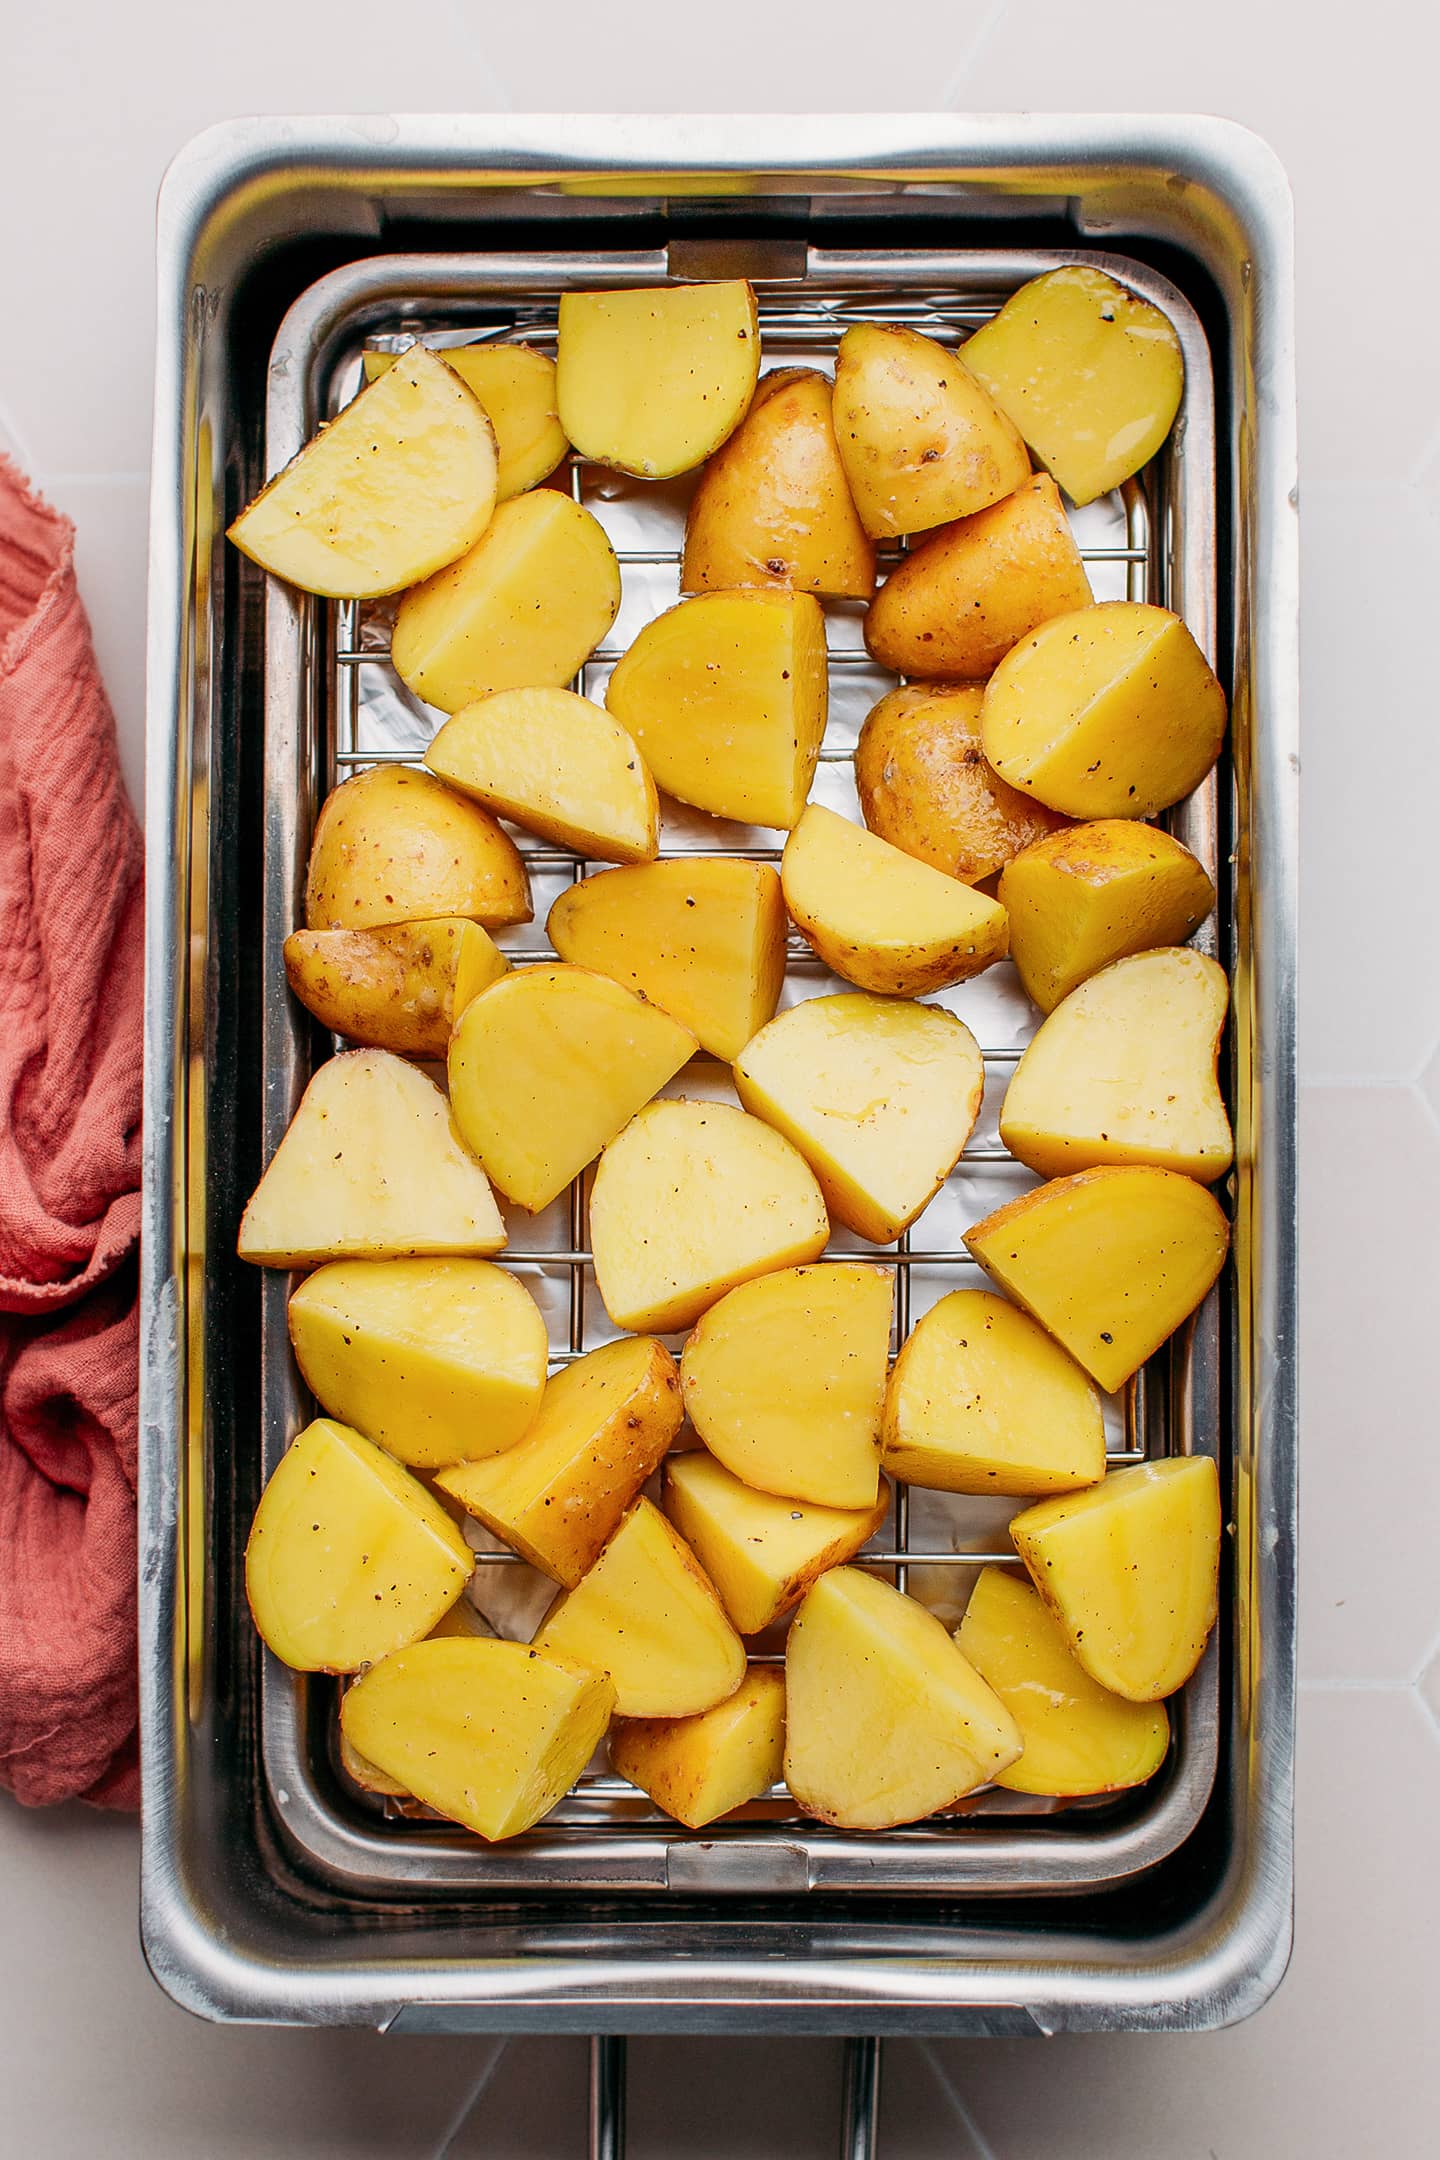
(304, 765), (531, 932)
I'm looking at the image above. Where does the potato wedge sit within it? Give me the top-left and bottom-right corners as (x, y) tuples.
(957, 1566), (1169, 1794)
(364, 343), (567, 498)
(436, 1337), (683, 1585)
(682, 367), (875, 599)
(999, 948), (1234, 1183)
(590, 1098), (829, 1334)
(304, 765), (531, 933)
(665, 1451), (889, 1635)
(864, 474), (1092, 679)
(610, 1667), (786, 1828)
(245, 1417), (472, 1672)
(532, 1497), (746, 1718)
(448, 965), (696, 1213)
(425, 688), (658, 865)
(964, 1167), (1230, 1393)
(339, 1597), (494, 1798)
(961, 266), (1184, 506)
(882, 1289), (1105, 1496)
(981, 602), (1227, 820)
(679, 1263), (890, 1510)
(557, 281), (759, 479)
(605, 590), (827, 829)
(832, 323), (1031, 538)
(340, 1636), (615, 1840)
(392, 489), (621, 714)
(998, 820), (1216, 1013)
(547, 857), (787, 1062)
(1009, 1456), (1222, 1701)
(287, 1258), (548, 1470)
(228, 346), (498, 597)
(238, 1050), (506, 1267)
(784, 1567), (1022, 1828)
(855, 683), (1068, 885)
(735, 993), (984, 1245)
(283, 917), (507, 1058)
(781, 804), (1009, 995)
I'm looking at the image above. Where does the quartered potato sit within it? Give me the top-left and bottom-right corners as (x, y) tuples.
(981, 601), (1227, 820)
(436, 1337), (683, 1586)
(392, 489), (621, 714)
(304, 765), (531, 933)
(339, 1596), (495, 1799)
(547, 857), (787, 1062)
(229, 346), (498, 597)
(610, 1667), (787, 1829)
(363, 343), (567, 498)
(781, 804), (1009, 995)
(680, 1263), (892, 1510)
(735, 992), (985, 1244)
(245, 1417), (473, 1671)
(784, 1567), (1023, 1829)
(961, 266), (1184, 507)
(882, 1288), (1106, 1496)
(865, 473), (1092, 679)
(589, 1098), (830, 1334)
(425, 688), (659, 865)
(341, 1636), (616, 1840)
(557, 280), (760, 479)
(448, 965), (696, 1213)
(964, 1166), (1230, 1393)
(957, 1566), (1169, 1794)
(999, 947), (1234, 1183)
(682, 367), (876, 599)
(665, 1451), (890, 1636)
(1009, 1456), (1222, 1701)
(605, 590), (828, 829)
(832, 323), (1031, 538)
(238, 1050), (506, 1267)
(283, 916), (508, 1059)
(999, 820), (1215, 1012)
(287, 1258), (549, 1469)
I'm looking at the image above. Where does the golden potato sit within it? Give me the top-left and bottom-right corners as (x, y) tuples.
(283, 917), (507, 1059)
(682, 367), (875, 599)
(609, 1667), (786, 1828)
(665, 1451), (889, 1636)
(425, 688), (658, 865)
(364, 343), (567, 499)
(304, 765), (531, 932)
(855, 683), (1068, 885)
(832, 322), (1030, 538)
(339, 1597), (494, 1799)
(998, 819), (1216, 1013)
(557, 280), (759, 479)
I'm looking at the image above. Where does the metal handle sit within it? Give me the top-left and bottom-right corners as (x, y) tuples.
(589, 2036), (627, 2160)
(588, 2036), (882, 2158)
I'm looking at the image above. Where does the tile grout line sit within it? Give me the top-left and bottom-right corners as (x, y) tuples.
(918, 2041), (1002, 2160)
(430, 2036), (512, 2160)
(939, 0), (1012, 107)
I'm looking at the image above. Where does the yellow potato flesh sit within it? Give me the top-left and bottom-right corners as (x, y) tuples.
(304, 765), (531, 932)
(665, 1450), (889, 1635)
(237, 1050), (506, 1267)
(610, 1667), (786, 1828)
(961, 266), (1184, 507)
(964, 1166), (1229, 1393)
(287, 1258), (549, 1470)
(679, 1263), (890, 1510)
(437, 1337), (683, 1586)
(784, 1567), (1022, 1829)
(855, 684), (1068, 885)
(781, 804), (1009, 995)
(426, 688), (658, 865)
(999, 820), (1215, 1013)
(605, 590), (828, 829)
(282, 917), (507, 1059)
(228, 347), (498, 597)
(957, 1566), (1169, 1794)
(1009, 1456), (1221, 1701)
(547, 857), (787, 1062)
(864, 474), (1093, 679)
(832, 322), (1031, 539)
(392, 490), (621, 714)
(245, 1417), (472, 1672)
(682, 367), (875, 599)
(1000, 947), (1234, 1183)
(735, 992), (984, 1245)
(589, 1098), (829, 1334)
(557, 281), (760, 479)
(447, 965), (696, 1213)
(532, 1498), (746, 1718)
(340, 1597), (493, 1797)
(882, 1289), (1105, 1496)
(981, 602), (1227, 820)
(340, 1636), (615, 1840)
(364, 344), (567, 498)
